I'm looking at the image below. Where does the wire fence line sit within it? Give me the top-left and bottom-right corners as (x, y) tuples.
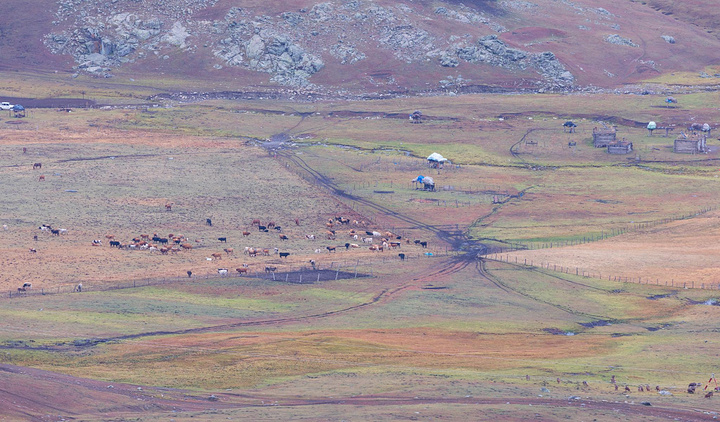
(487, 205), (717, 253)
(482, 252), (720, 291)
(2, 250), (451, 300)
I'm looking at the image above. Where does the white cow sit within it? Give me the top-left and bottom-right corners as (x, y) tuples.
(217, 268), (228, 276)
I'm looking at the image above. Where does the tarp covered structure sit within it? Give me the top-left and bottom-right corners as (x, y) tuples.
(427, 152), (447, 162)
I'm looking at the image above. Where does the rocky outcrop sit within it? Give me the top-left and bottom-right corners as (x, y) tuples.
(42, 0), (573, 89)
(605, 34), (638, 47)
(443, 35), (574, 88)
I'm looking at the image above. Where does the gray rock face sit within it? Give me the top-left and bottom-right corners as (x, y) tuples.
(446, 35), (573, 87)
(605, 34), (638, 47)
(42, 0), (572, 90)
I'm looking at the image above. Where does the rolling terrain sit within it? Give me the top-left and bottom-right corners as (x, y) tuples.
(3, 1), (720, 420)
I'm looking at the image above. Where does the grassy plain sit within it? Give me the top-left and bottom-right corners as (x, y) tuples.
(2, 74), (720, 419)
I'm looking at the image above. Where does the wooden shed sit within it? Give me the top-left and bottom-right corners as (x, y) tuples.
(674, 132), (707, 154)
(593, 126), (617, 148)
(607, 138), (633, 154)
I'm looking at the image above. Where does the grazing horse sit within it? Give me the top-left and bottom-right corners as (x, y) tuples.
(33, 162), (41, 169)
(211, 252), (223, 260)
(38, 175), (45, 181)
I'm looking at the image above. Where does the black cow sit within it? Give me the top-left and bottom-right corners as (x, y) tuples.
(366, 231), (374, 236)
(159, 238), (168, 245)
(109, 240), (121, 248)
(206, 218), (212, 226)
(279, 252), (290, 259)
(274, 226), (282, 231)
(187, 270), (193, 278)
(398, 253), (406, 261)
(218, 237), (227, 243)
(265, 266), (277, 273)
(152, 236), (161, 242)
(420, 241), (428, 248)
(258, 225), (267, 231)
(345, 243), (350, 250)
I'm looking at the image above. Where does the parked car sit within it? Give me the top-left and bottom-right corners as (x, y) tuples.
(0, 102), (13, 110)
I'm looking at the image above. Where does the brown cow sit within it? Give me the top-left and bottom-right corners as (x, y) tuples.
(252, 219), (261, 226)
(211, 252), (223, 260)
(38, 175), (45, 181)
(224, 248), (234, 255)
(181, 243), (193, 250)
(262, 249), (270, 256)
(165, 203), (173, 211)
(243, 231), (251, 237)
(279, 234), (288, 241)
(236, 268), (248, 275)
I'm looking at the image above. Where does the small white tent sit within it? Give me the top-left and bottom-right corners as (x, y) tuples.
(427, 152), (447, 162)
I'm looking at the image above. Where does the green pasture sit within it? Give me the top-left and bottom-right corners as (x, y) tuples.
(4, 76), (720, 418)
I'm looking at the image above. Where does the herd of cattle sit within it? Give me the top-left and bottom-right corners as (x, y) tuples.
(15, 215), (430, 290)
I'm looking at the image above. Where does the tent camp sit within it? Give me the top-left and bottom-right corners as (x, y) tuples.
(12, 104), (25, 118)
(412, 175), (435, 191)
(427, 152), (447, 168)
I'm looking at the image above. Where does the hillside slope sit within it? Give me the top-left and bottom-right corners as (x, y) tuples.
(0, 0), (718, 94)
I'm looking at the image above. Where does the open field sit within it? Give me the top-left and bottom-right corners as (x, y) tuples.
(3, 75), (720, 420)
